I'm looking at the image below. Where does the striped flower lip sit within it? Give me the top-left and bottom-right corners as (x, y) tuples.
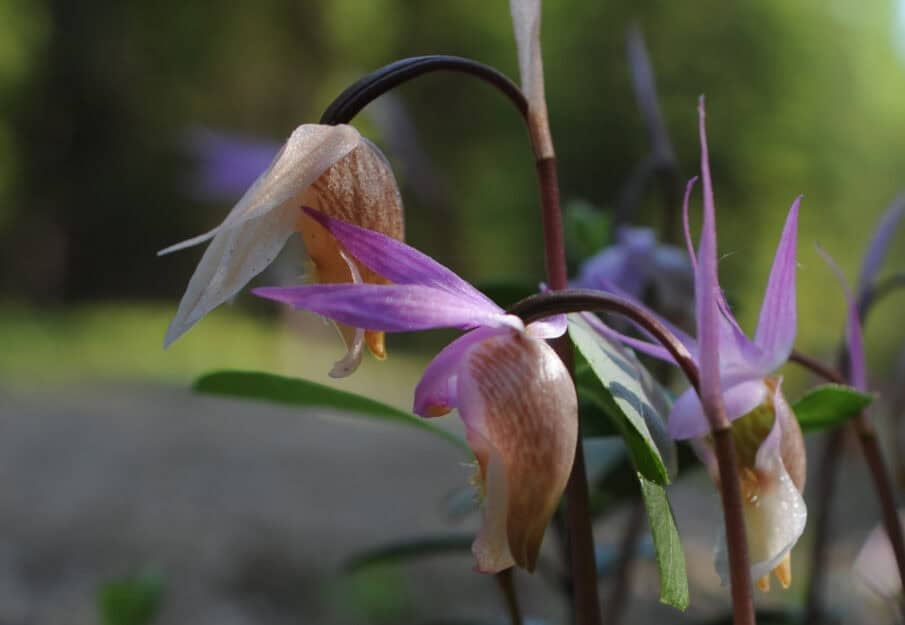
(254, 207), (576, 573)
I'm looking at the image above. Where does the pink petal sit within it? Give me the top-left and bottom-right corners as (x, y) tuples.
(525, 314), (567, 339)
(579, 311), (678, 364)
(752, 197), (802, 371)
(682, 176), (700, 269)
(253, 284), (521, 334)
(694, 97), (726, 421)
(817, 246), (867, 390)
(668, 379), (768, 440)
(302, 207), (499, 311)
(857, 192), (905, 298)
(413, 327), (511, 418)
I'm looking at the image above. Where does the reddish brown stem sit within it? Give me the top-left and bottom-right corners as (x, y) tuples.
(790, 349), (905, 617)
(713, 427), (756, 625)
(495, 568), (523, 625)
(803, 427), (844, 625)
(534, 150), (603, 625)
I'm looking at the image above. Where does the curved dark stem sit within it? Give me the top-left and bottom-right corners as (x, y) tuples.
(790, 350), (905, 620)
(320, 55), (527, 125)
(788, 351), (845, 384)
(508, 289), (699, 390)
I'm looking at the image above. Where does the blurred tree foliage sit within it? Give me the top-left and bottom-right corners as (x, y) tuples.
(1, 0), (903, 356)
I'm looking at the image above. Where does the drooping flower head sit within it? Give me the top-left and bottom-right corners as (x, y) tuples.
(590, 98), (806, 590)
(161, 124), (404, 377)
(253, 207), (577, 573)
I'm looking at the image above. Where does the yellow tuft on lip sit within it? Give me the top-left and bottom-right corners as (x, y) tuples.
(773, 552), (792, 589)
(754, 552), (792, 593)
(366, 330), (386, 360)
(292, 138), (405, 374)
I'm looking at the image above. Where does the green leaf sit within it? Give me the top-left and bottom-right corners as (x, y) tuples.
(193, 370), (467, 451)
(568, 315), (675, 485)
(97, 571), (164, 625)
(344, 534), (474, 572)
(638, 475), (689, 611)
(792, 384), (874, 433)
(564, 198), (611, 262)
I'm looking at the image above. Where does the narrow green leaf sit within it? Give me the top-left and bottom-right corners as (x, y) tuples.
(792, 384), (874, 433)
(568, 315), (674, 485)
(344, 534), (474, 572)
(193, 370), (467, 451)
(638, 475), (689, 611)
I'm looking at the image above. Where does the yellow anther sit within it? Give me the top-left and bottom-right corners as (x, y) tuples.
(756, 574), (771, 592)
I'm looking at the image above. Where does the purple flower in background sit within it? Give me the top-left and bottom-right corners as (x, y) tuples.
(591, 98), (806, 590)
(822, 197), (905, 600)
(856, 192), (905, 305)
(255, 207), (577, 574)
(187, 128), (281, 200)
(573, 226), (694, 324)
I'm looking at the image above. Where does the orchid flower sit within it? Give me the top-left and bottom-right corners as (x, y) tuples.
(186, 128), (281, 200)
(573, 226), (694, 324)
(160, 124), (404, 377)
(254, 207), (577, 574)
(821, 197), (905, 600)
(590, 99), (806, 591)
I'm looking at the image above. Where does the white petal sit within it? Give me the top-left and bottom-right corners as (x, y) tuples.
(713, 421), (807, 585)
(163, 205), (297, 347)
(159, 124), (361, 255)
(469, 431), (516, 573)
(509, 0), (552, 157)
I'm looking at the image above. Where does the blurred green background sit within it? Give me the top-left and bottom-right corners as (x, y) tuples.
(1, 0), (903, 386)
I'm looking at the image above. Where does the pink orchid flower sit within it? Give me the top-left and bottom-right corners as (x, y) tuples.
(592, 98), (807, 591)
(823, 195), (905, 600)
(254, 207), (577, 574)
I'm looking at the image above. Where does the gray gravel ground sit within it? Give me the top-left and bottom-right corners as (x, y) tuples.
(0, 381), (895, 624)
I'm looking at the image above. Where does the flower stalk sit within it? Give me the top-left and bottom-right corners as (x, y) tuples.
(790, 350), (905, 618)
